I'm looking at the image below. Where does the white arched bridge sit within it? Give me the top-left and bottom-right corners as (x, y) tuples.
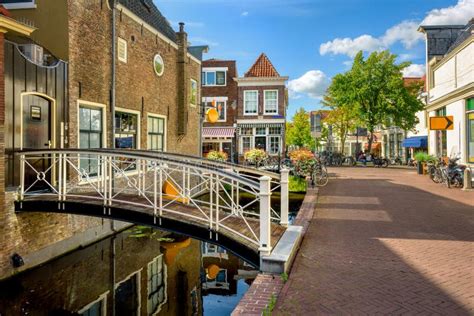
(15, 149), (291, 267)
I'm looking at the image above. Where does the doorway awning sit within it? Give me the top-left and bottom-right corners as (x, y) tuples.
(202, 127), (235, 138)
(402, 136), (427, 148)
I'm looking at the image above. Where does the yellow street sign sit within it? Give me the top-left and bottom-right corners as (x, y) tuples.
(430, 116), (454, 131)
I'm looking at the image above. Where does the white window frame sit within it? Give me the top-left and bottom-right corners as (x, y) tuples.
(77, 100), (107, 184)
(115, 107), (141, 149)
(1, 0), (36, 9)
(243, 90), (258, 116)
(264, 90), (278, 115)
(146, 255), (168, 315)
(203, 96), (228, 122)
(268, 135), (281, 155)
(117, 37), (127, 63)
(147, 113), (167, 151)
(202, 69), (227, 87)
(190, 79), (198, 107)
(240, 135), (253, 154)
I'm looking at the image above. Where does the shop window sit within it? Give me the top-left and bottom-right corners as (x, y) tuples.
(269, 136), (281, 154)
(240, 127), (253, 135)
(241, 136), (252, 153)
(436, 107), (447, 157)
(79, 106), (103, 176)
(256, 127), (266, 135)
(467, 98), (474, 163)
(148, 116), (165, 151)
(269, 126), (282, 135)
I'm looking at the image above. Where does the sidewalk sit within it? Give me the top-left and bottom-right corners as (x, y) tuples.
(275, 167), (474, 315)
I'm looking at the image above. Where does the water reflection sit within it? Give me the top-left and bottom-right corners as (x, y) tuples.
(0, 227), (258, 315)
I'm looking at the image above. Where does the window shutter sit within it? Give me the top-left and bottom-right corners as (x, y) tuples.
(117, 37), (127, 63)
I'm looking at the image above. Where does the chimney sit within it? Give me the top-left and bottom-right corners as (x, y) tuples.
(176, 22), (188, 136)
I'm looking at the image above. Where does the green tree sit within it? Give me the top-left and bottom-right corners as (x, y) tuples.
(322, 77), (359, 155)
(286, 108), (315, 150)
(342, 50), (424, 153)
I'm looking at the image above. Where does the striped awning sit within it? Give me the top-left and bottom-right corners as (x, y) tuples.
(202, 127), (236, 138)
(237, 123), (284, 128)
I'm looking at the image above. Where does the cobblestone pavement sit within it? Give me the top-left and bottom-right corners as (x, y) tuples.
(275, 167), (474, 315)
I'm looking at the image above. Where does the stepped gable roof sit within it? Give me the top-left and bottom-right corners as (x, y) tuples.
(118, 0), (177, 43)
(244, 53), (280, 78)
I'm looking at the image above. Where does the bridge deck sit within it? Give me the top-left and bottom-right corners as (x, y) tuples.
(17, 194), (286, 254)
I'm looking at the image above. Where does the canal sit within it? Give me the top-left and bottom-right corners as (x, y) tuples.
(0, 193), (304, 315)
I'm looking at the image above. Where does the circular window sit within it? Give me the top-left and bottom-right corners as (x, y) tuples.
(153, 54), (164, 76)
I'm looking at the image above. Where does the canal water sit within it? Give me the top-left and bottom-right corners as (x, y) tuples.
(0, 227), (257, 316)
(0, 193), (304, 315)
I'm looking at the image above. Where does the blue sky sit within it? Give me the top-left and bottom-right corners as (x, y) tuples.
(155, 0), (474, 119)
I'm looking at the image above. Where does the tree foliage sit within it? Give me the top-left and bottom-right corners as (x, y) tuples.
(286, 108), (315, 150)
(333, 50), (424, 153)
(322, 75), (359, 154)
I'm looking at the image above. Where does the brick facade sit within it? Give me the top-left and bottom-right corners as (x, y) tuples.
(202, 59), (238, 127)
(0, 1), (203, 280)
(236, 84), (286, 119)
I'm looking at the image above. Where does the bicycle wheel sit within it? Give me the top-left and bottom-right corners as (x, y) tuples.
(442, 169), (450, 188)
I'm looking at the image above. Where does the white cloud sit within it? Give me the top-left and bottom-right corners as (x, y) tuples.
(288, 70), (330, 99)
(402, 64), (425, 77)
(320, 35), (383, 58)
(319, 0), (474, 58)
(241, 11), (249, 16)
(381, 20), (424, 49)
(422, 0), (474, 25)
(188, 37), (219, 47)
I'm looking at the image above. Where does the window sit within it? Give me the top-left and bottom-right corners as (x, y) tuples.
(79, 299), (105, 316)
(202, 70), (226, 86)
(0, 0), (36, 9)
(397, 133), (403, 157)
(147, 255), (166, 315)
(269, 127), (282, 135)
(436, 107), (447, 157)
(240, 127), (253, 135)
(244, 91), (258, 115)
(148, 116), (165, 151)
(115, 111), (138, 149)
(256, 127), (266, 135)
(153, 54), (164, 76)
(242, 136), (252, 153)
(190, 79), (198, 106)
(264, 90), (278, 114)
(79, 106), (103, 176)
(269, 136), (281, 154)
(204, 99), (226, 122)
(467, 98), (474, 163)
(118, 37), (127, 63)
(116, 273), (140, 316)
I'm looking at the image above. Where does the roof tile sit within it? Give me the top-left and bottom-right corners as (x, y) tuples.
(244, 53), (280, 77)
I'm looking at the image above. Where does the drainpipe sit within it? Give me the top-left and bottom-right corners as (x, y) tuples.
(110, 0), (116, 234)
(111, 0), (116, 149)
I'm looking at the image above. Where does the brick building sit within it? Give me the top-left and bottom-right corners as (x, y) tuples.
(0, 0), (205, 279)
(201, 59), (238, 160)
(234, 53), (288, 162)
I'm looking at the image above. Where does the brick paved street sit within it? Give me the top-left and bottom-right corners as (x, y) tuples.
(275, 167), (474, 315)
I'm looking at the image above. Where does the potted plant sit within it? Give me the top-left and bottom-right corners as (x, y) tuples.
(289, 149), (317, 178)
(244, 149), (268, 167)
(206, 150), (228, 162)
(414, 152), (429, 175)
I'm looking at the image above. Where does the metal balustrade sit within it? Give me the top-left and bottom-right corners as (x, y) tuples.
(17, 149), (289, 256)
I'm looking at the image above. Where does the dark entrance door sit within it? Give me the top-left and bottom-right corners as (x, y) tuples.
(22, 94), (53, 191)
(255, 137), (266, 151)
(222, 142), (232, 161)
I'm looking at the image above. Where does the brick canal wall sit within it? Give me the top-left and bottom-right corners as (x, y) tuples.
(232, 184), (319, 315)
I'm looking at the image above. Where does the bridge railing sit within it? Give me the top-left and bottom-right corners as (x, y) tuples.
(17, 149), (289, 255)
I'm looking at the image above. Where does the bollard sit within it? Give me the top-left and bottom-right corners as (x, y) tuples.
(463, 168), (472, 190)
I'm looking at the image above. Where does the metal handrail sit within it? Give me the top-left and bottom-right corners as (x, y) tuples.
(16, 148), (260, 189)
